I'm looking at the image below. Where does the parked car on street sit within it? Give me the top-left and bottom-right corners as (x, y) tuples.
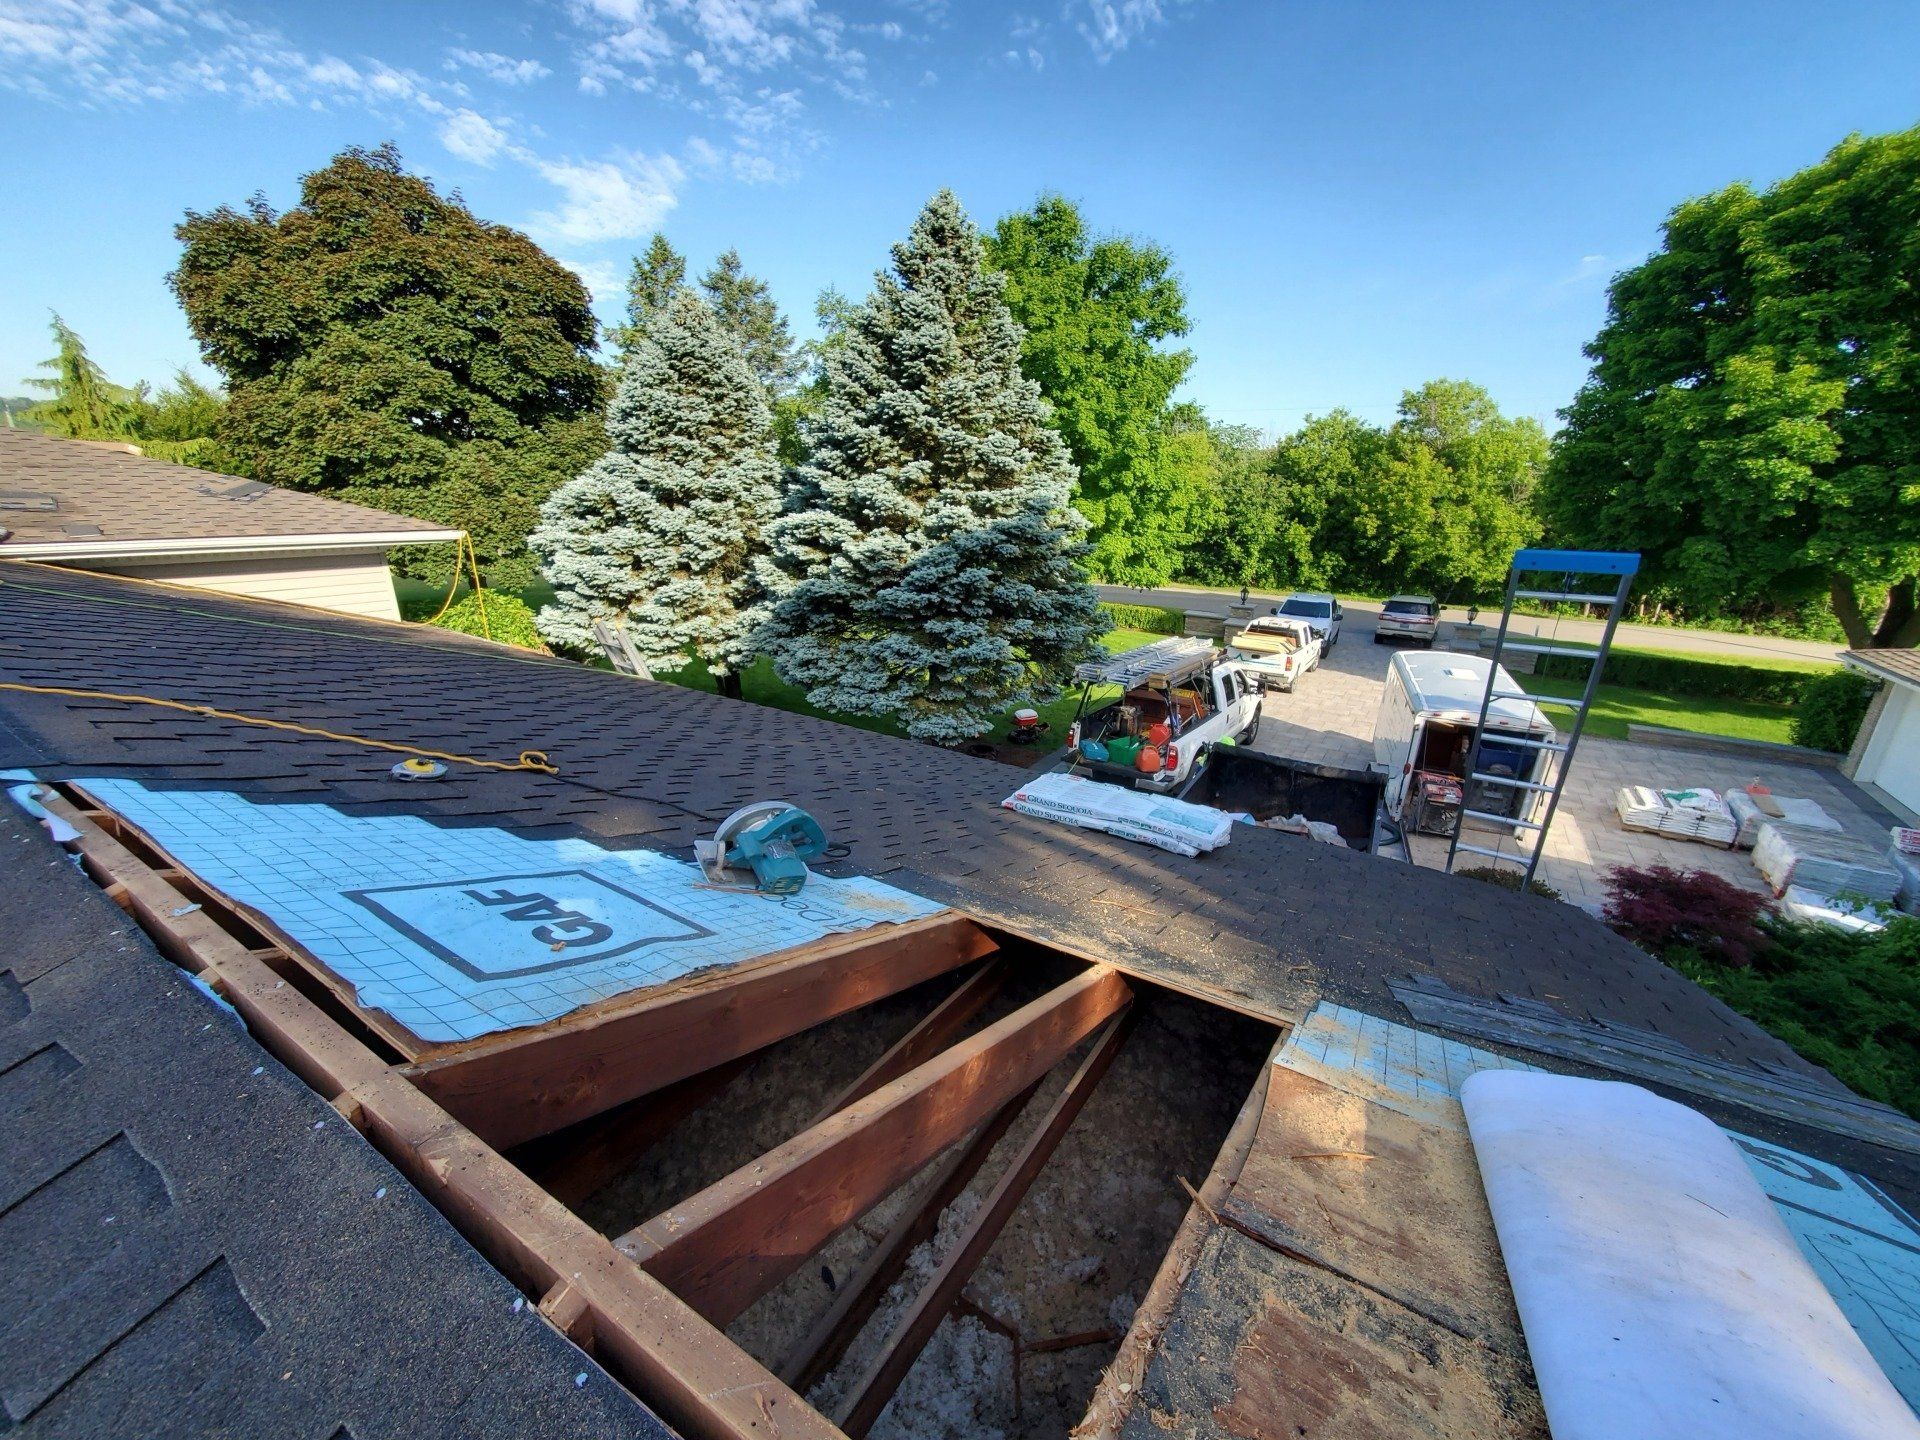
(1064, 637), (1263, 793)
(1375, 594), (1439, 647)
(1224, 616), (1322, 691)
(1271, 591), (1343, 648)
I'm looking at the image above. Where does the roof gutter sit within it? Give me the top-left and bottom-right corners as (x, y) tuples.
(0, 529), (465, 562)
(1842, 652), (1917, 690)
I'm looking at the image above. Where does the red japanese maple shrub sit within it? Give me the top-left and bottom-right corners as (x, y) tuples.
(1602, 864), (1774, 968)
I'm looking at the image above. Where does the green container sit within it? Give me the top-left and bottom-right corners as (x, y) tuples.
(1106, 736), (1142, 766)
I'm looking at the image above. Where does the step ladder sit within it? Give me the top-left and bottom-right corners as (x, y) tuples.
(1444, 548), (1640, 886)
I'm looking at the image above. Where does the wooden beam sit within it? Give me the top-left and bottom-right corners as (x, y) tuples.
(404, 912), (998, 1149)
(619, 965), (1132, 1327)
(36, 786), (841, 1440)
(777, 1076), (1041, 1394)
(835, 1010), (1134, 1438)
(513, 1053), (755, 1209)
(806, 959), (1006, 1127)
(1074, 1033), (1277, 1439)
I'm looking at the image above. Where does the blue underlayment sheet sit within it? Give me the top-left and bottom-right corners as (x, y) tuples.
(1281, 1003), (1920, 1418)
(38, 778), (943, 1045)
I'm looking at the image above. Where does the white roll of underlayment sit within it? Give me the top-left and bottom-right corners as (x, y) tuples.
(1460, 1070), (1920, 1440)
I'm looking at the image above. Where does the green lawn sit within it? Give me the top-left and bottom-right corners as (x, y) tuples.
(1532, 639), (1836, 675)
(1518, 673), (1798, 744)
(655, 627), (1170, 745)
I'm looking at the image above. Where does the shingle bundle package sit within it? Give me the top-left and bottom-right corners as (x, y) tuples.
(1752, 821), (1902, 903)
(1614, 785), (1738, 847)
(1001, 771), (1234, 857)
(1723, 789), (1841, 850)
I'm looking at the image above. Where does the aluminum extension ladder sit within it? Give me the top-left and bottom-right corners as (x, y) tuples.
(1444, 547), (1641, 886)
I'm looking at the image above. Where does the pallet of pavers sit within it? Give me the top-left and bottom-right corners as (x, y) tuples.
(1889, 828), (1920, 916)
(1752, 820), (1902, 903)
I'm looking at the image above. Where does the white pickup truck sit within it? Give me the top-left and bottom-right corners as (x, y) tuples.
(1224, 616), (1322, 692)
(1063, 637), (1263, 793)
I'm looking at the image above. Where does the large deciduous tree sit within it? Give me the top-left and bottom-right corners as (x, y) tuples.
(169, 143), (603, 587)
(757, 190), (1105, 744)
(530, 290), (778, 697)
(1543, 126), (1920, 648)
(985, 194), (1197, 585)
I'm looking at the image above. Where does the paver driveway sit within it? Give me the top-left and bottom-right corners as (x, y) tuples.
(1237, 610), (1896, 911)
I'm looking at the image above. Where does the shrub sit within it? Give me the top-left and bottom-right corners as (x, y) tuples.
(430, 591), (547, 651)
(1457, 865), (1562, 901)
(1534, 648), (1822, 706)
(1603, 864), (1773, 967)
(1099, 601), (1184, 636)
(1673, 914), (1920, 1119)
(1791, 669), (1877, 753)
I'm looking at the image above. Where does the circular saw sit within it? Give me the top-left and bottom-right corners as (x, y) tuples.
(694, 801), (830, 895)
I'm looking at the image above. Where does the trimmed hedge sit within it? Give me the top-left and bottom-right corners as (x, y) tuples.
(1792, 669), (1877, 753)
(1099, 601), (1184, 636)
(1535, 648), (1828, 706)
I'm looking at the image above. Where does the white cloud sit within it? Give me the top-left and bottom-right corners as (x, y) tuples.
(1078, 0), (1193, 60)
(559, 255), (626, 305)
(440, 108), (509, 165)
(446, 47), (550, 85)
(529, 151), (684, 243)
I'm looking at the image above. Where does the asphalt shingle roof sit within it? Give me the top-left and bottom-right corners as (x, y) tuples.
(1849, 647), (1920, 689)
(0, 429), (458, 551)
(2, 557), (1917, 1432)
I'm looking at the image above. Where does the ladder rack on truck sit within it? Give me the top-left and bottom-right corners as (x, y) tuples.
(1072, 635), (1215, 688)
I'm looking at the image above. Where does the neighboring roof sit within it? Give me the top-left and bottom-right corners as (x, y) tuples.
(0, 427), (461, 559)
(0, 799), (670, 1439)
(1394, 649), (1553, 733)
(1846, 647), (1920, 690)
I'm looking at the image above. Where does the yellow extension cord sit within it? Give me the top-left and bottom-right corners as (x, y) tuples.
(0, 683), (556, 776)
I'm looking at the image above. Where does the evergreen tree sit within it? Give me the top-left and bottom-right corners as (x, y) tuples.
(24, 313), (139, 439)
(615, 232), (688, 355)
(699, 249), (800, 395)
(757, 190), (1104, 745)
(529, 290), (778, 698)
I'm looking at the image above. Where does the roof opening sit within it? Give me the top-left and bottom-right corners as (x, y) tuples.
(36, 777), (1279, 1440)
(0, 489), (58, 512)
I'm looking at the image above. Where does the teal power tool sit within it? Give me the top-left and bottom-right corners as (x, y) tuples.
(696, 801), (831, 895)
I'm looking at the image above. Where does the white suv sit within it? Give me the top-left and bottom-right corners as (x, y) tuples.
(1272, 592), (1343, 648)
(1375, 594), (1439, 647)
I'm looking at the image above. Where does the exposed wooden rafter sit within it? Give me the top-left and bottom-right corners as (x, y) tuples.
(806, 958), (1007, 1127)
(778, 1076), (1041, 1393)
(403, 912), (999, 1148)
(619, 966), (1133, 1327)
(833, 1009), (1134, 1437)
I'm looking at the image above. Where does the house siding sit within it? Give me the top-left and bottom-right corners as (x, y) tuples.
(1857, 683), (1920, 821)
(89, 550), (403, 621)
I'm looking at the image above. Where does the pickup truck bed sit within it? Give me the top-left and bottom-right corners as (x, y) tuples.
(1179, 744), (1384, 851)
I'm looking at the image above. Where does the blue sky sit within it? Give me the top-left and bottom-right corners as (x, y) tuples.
(4, 1), (1918, 434)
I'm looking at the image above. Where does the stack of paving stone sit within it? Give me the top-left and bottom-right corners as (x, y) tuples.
(1753, 821), (1902, 904)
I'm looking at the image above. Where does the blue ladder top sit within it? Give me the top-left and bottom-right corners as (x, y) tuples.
(1510, 548), (1641, 577)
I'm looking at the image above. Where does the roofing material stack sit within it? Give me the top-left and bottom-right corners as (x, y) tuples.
(1002, 771), (1233, 857)
(1888, 828), (1920, 916)
(1752, 822), (1902, 904)
(1724, 789), (1842, 851)
(1614, 786), (1738, 847)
